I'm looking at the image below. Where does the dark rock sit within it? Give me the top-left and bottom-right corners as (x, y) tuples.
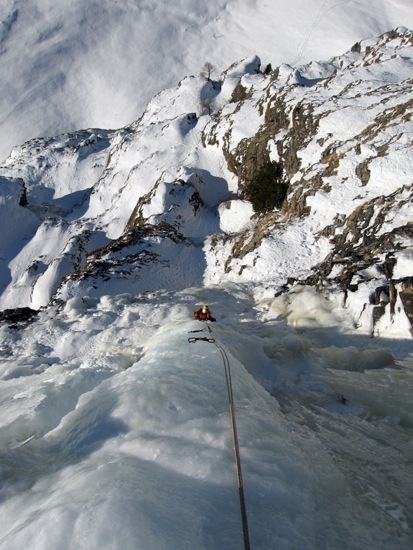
(0, 307), (38, 325)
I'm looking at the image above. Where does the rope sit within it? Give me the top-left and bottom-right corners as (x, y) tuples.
(189, 322), (251, 550)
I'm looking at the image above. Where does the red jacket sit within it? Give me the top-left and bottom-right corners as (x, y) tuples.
(194, 308), (212, 321)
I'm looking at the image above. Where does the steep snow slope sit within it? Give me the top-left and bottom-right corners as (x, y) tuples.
(0, 0), (412, 161)
(0, 29), (411, 341)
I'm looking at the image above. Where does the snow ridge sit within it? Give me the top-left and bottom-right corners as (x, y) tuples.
(0, 28), (412, 338)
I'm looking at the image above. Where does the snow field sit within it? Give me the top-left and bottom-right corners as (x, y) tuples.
(1, 0), (412, 162)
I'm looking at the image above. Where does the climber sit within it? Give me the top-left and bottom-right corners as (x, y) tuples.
(194, 304), (216, 322)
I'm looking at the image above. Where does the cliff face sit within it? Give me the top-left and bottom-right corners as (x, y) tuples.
(204, 28), (413, 334)
(0, 28), (412, 336)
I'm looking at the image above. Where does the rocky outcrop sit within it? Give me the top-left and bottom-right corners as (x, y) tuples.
(210, 27), (413, 332)
(399, 280), (413, 335)
(0, 307), (38, 327)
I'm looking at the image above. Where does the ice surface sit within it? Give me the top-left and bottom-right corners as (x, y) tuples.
(0, 288), (412, 549)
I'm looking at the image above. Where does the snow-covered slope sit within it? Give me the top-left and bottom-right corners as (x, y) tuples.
(0, 0), (412, 162)
(0, 28), (412, 340)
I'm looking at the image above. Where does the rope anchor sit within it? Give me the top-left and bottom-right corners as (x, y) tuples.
(188, 336), (215, 343)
